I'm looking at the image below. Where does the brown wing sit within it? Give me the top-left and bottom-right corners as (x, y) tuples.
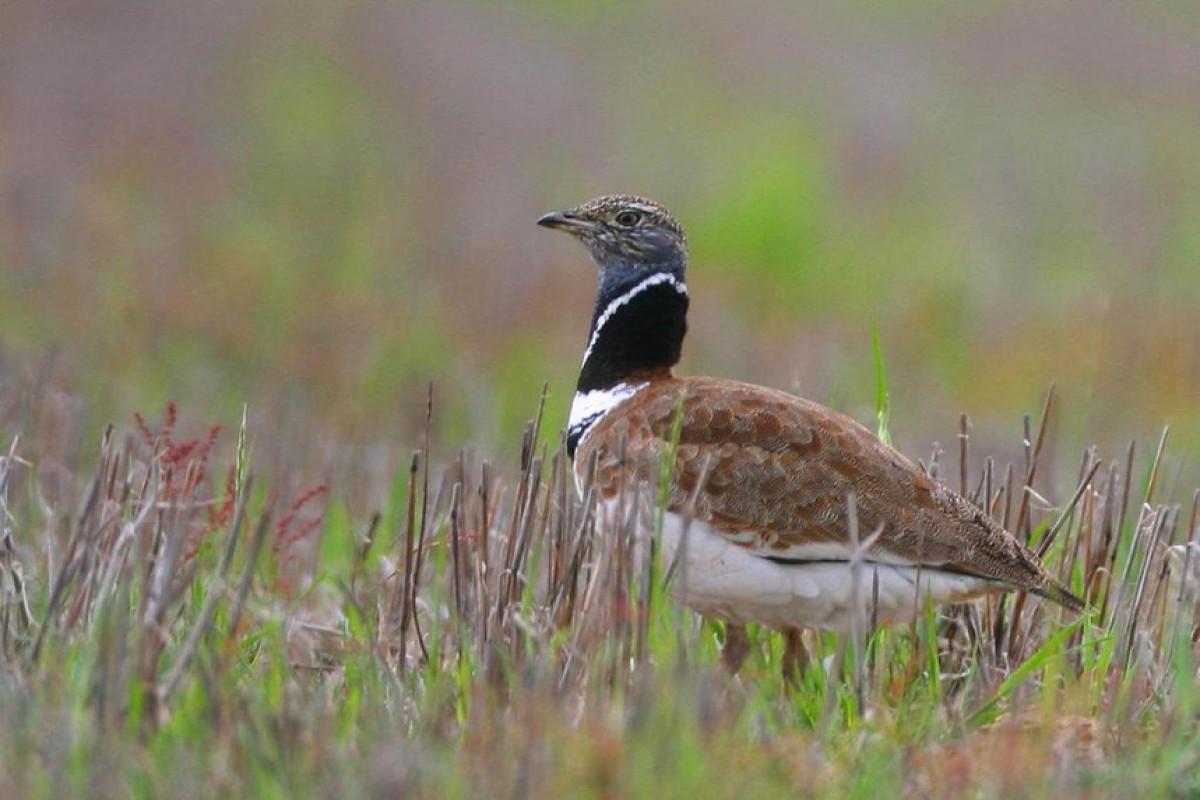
(580, 376), (1081, 610)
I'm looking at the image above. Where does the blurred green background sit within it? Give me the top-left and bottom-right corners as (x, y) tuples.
(1, 0), (1197, 473)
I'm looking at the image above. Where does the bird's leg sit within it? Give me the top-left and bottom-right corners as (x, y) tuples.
(781, 627), (809, 687)
(720, 623), (752, 675)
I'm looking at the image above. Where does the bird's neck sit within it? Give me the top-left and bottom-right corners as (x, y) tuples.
(576, 264), (689, 393)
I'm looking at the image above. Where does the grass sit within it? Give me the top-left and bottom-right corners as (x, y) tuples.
(2, 353), (1199, 798)
(3, 4), (1200, 795)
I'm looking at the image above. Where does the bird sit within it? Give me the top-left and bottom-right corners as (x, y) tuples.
(537, 194), (1083, 677)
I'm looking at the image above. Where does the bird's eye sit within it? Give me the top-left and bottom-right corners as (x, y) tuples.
(614, 210), (642, 227)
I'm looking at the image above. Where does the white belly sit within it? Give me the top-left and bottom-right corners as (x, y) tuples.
(604, 503), (997, 633)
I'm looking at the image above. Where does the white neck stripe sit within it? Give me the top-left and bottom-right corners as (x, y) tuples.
(582, 273), (686, 366)
(567, 382), (647, 457)
(568, 383), (646, 432)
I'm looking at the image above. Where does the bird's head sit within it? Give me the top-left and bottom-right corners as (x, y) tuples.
(538, 195), (687, 277)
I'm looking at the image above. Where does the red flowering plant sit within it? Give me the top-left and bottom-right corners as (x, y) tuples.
(133, 402), (232, 562)
(133, 403), (329, 574)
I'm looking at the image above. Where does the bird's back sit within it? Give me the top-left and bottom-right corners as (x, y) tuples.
(576, 375), (1082, 612)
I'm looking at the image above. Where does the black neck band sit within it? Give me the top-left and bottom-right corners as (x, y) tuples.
(576, 272), (688, 392)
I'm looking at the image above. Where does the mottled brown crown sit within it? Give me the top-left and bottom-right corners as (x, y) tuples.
(568, 194), (686, 245)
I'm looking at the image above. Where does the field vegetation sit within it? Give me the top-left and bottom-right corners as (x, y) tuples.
(2, 1), (1199, 796)
(1, 372), (1199, 797)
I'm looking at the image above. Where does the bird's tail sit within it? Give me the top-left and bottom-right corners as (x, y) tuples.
(1035, 580), (1086, 613)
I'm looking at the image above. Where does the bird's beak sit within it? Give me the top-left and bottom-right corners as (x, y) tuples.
(537, 209), (594, 234)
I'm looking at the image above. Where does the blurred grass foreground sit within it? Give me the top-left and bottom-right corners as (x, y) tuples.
(1, 0), (1200, 796)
